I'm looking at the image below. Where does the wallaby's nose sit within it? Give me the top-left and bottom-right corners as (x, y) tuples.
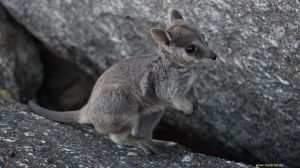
(210, 52), (217, 60)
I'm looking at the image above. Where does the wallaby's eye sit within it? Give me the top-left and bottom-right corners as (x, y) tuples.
(185, 44), (196, 54)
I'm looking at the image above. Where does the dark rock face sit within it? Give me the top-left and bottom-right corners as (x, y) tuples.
(0, 4), (43, 102)
(0, 99), (251, 168)
(0, 0), (299, 167)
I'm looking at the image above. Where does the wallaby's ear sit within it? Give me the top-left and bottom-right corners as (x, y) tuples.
(150, 28), (171, 45)
(168, 8), (183, 24)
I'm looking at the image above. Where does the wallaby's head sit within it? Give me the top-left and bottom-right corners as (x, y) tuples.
(151, 8), (217, 67)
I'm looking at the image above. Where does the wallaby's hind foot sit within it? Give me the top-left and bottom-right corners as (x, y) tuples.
(137, 138), (177, 156)
(109, 133), (177, 156)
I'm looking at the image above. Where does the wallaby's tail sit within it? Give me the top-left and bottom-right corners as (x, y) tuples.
(28, 99), (82, 123)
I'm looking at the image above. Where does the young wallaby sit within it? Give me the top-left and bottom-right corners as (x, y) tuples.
(29, 8), (217, 155)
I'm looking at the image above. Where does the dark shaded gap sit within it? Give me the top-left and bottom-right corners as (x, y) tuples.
(36, 47), (96, 111)
(153, 122), (260, 165)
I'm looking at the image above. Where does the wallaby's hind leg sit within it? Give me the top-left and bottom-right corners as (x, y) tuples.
(131, 111), (165, 139)
(109, 132), (177, 156)
(88, 85), (177, 155)
(131, 111), (178, 153)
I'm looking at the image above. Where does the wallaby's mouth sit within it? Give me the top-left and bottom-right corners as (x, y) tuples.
(192, 52), (218, 65)
(194, 57), (217, 64)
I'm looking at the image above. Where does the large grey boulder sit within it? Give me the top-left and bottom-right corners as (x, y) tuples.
(0, 0), (162, 77)
(0, 0), (299, 167)
(0, 99), (251, 168)
(0, 4), (42, 102)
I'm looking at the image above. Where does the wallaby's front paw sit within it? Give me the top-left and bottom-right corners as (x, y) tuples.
(183, 101), (193, 116)
(172, 97), (194, 115)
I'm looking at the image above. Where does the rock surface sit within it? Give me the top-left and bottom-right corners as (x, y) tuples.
(0, 99), (251, 168)
(0, 4), (43, 102)
(0, 0), (299, 167)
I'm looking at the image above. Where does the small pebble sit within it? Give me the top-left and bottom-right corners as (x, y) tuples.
(127, 151), (138, 156)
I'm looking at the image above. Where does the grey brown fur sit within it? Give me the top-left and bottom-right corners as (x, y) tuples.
(29, 8), (217, 155)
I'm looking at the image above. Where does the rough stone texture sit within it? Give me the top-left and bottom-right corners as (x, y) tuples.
(0, 99), (251, 168)
(0, 4), (43, 102)
(0, 0), (163, 77)
(0, 0), (299, 167)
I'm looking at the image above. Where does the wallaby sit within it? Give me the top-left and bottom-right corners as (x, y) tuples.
(29, 8), (217, 155)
